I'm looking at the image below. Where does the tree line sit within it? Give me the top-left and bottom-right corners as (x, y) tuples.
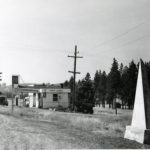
(64, 58), (150, 112)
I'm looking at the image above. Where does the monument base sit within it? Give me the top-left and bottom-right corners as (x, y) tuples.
(124, 126), (150, 144)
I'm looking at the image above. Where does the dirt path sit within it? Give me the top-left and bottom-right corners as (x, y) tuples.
(0, 113), (106, 149)
(0, 110), (149, 149)
(0, 114), (86, 149)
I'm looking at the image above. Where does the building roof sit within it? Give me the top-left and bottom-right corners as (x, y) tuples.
(18, 83), (70, 91)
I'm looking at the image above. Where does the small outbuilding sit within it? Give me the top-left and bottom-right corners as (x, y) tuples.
(16, 83), (71, 109)
(41, 88), (71, 109)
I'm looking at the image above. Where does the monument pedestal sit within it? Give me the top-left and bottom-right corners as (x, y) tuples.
(124, 60), (150, 145)
(125, 126), (150, 144)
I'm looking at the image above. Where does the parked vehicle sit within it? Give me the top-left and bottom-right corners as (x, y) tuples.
(0, 95), (8, 106)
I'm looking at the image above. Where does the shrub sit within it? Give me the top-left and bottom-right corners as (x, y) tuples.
(55, 105), (68, 112)
(75, 100), (94, 114)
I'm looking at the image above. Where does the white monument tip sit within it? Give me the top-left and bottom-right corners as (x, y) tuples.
(124, 61), (150, 144)
(131, 62), (146, 129)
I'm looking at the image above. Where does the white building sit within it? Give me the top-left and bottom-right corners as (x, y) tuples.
(16, 84), (71, 109)
(41, 89), (71, 109)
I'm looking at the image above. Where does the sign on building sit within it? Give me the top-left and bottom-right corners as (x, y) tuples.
(12, 75), (19, 88)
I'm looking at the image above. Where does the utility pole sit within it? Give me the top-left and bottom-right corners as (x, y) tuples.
(0, 72), (2, 81)
(115, 99), (117, 115)
(0, 73), (2, 88)
(68, 45), (83, 110)
(0, 72), (2, 93)
(12, 85), (14, 113)
(12, 75), (19, 113)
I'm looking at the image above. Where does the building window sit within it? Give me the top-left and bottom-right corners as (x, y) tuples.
(53, 94), (58, 101)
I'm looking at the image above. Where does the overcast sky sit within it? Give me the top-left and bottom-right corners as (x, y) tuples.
(0, 0), (150, 85)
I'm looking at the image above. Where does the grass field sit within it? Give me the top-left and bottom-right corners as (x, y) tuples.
(0, 105), (150, 149)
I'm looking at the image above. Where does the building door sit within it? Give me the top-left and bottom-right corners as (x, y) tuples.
(38, 93), (43, 108)
(33, 93), (36, 107)
(16, 97), (18, 106)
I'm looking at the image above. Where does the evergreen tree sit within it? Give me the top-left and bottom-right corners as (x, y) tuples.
(80, 73), (93, 102)
(120, 66), (129, 109)
(94, 70), (101, 106)
(63, 80), (69, 88)
(67, 59), (148, 111)
(76, 73), (94, 114)
(120, 61), (138, 109)
(98, 71), (107, 107)
(68, 76), (74, 106)
(127, 60), (138, 109)
(145, 61), (150, 87)
(106, 58), (121, 110)
(69, 76), (74, 92)
(119, 63), (124, 77)
(94, 70), (101, 90)
(118, 63), (124, 108)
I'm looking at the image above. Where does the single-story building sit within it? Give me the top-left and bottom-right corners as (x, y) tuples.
(15, 83), (71, 109)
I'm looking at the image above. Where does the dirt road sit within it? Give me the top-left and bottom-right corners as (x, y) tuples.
(0, 113), (85, 149)
(0, 107), (149, 149)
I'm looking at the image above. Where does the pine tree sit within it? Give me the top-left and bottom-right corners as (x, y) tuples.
(106, 58), (121, 113)
(119, 63), (124, 108)
(68, 76), (74, 107)
(63, 80), (69, 88)
(82, 73), (93, 103)
(94, 70), (100, 90)
(76, 73), (94, 114)
(120, 61), (138, 109)
(120, 66), (129, 109)
(119, 63), (124, 77)
(127, 60), (138, 109)
(94, 70), (101, 106)
(145, 61), (150, 87)
(69, 76), (74, 92)
(98, 71), (107, 108)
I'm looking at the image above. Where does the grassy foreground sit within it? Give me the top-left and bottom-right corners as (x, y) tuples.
(0, 105), (131, 137)
(0, 105), (150, 149)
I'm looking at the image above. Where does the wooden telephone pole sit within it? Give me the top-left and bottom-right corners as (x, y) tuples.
(68, 45), (83, 110)
(12, 75), (19, 113)
(0, 72), (2, 81)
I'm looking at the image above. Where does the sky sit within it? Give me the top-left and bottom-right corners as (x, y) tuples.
(0, 0), (150, 85)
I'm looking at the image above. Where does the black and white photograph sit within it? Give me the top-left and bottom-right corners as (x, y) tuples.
(0, 0), (150, 149)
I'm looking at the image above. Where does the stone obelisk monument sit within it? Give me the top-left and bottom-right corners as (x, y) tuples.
(124, 60), (150, 144)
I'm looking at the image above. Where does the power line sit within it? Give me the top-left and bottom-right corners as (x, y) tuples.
(91, 19), (150, 50)
(34, 19), (150, 56)
(83, 33), (150, 60)
(102, 33), (150, 54)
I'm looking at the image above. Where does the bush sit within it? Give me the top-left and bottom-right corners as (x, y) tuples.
(116, 102), (121, 108)
(75, 99), (94, 114)
(55, 105), (68, 112)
